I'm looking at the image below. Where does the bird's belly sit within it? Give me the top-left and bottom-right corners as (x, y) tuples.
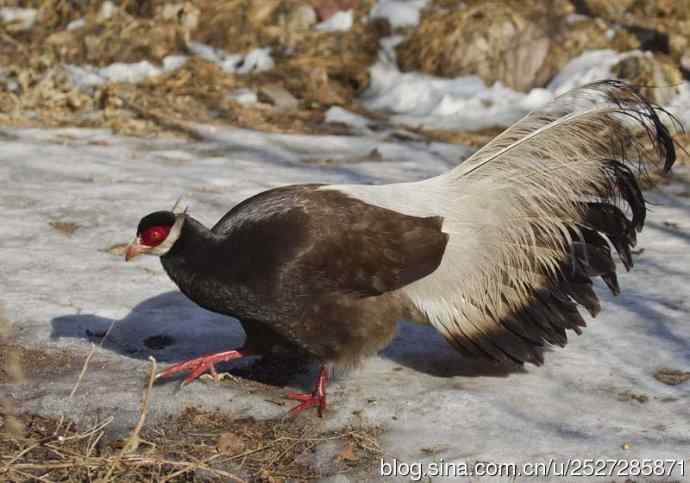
(264, 293), (404, 365)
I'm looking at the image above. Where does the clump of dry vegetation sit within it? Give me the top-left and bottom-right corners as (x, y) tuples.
(0, 0), (387, 137)
(1, 0), (688, 157)
(1, 356), (383, 482)
(396, 0), (689, 96)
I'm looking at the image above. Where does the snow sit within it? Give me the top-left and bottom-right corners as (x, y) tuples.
(65, 58), (184, 87)
(187, 42), (274, 74)
(98, 1), (116, 21)
(3, 123), (690, 480)
(363, 46), (690, 131)
(3, 8), (690, 477)
(315, 10), (353, 32)
(369, 0), (429, 28)
(62, 43), (272, 88)
(0, 7), (37, 30)
(548, 49), (624, 94)
(228, 88), (259, 105)
(670, 84), (690, 129)
(325, 106), (373, 131)
(66, 18), (86, 31)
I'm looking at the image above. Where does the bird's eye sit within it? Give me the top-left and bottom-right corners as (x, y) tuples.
(141, 225), (170, 247)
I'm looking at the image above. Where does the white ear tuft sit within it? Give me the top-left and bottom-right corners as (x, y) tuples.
(171, 194), (187, 214)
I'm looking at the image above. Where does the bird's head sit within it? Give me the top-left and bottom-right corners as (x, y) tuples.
(125, 210), (186, 261)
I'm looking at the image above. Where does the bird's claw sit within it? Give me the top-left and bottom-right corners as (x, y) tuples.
(155, 349), (247, 385)
(286, 366), (329, 417)
(287, 390), (327, 417)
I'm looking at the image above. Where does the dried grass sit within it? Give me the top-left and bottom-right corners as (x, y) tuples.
(1, 315), (382, 482)
(0, 0), (385, 138)
(1, 404), (382, 482)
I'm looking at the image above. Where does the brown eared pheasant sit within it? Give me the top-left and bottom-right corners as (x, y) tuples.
(125, 81), (679, 417)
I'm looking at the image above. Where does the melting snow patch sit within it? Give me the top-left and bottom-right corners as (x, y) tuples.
(548, 49), (623, 95)
(0, 7), (37, 30)
(99, 1), (116, 20)
(362, 46), (689, 130)
(66, 56), (187, 88)
(238, 48), (274, 74)
(188, 42), (274, 74)
(66, 18), (86, 30)
(228, 88), (259, 106)
(369, 0), (429, 28)
(315, 10), (353, 32)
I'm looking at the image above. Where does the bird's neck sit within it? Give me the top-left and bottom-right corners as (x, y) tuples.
(159, 215), (262, 319)
(160, 216), (222, 293)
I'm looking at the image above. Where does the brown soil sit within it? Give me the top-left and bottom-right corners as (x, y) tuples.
(0, 344), (87, 384)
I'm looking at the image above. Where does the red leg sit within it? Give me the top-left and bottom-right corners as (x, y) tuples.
(287, 366), (329, 417)
(155, 348), (250, 384)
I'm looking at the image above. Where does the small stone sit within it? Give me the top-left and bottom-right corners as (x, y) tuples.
(217, 432), (246, 455)
(655, 368), (690, 386)
(257, 84), (299, 111)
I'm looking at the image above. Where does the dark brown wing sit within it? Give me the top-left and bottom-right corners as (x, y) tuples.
(213, 185), (448, 298)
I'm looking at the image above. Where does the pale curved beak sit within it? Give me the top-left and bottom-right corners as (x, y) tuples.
(125, 238), (149, 261)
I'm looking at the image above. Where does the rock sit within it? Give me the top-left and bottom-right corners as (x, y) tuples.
(611, 53), (683, 104)
(257, 84), (300, 111)
(654, 368), (690, 385)
(397, 2), (549, 92)
(541, 17), (638, 82)
(396, 0), (644, 91)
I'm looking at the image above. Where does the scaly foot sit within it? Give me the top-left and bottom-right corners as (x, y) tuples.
(156, 348), (249, 384)
(287, 366), (328, 417)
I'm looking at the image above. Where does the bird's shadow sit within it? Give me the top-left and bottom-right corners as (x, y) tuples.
(51, 291), (520, 391)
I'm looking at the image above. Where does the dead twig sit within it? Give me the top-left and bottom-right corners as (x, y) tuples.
(102, 356), (157, 481)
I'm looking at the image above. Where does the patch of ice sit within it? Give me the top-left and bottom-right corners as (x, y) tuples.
(369, 0), (429, 28)
(66, 18), (86, 30)
(315, 10), (353, 32)
(228, 88), (259, 105)
(0, 7), (37, 30)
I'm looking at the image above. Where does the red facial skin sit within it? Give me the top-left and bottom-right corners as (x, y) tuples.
(125, 225), (171, 261)
(141, 225), (171, 247)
